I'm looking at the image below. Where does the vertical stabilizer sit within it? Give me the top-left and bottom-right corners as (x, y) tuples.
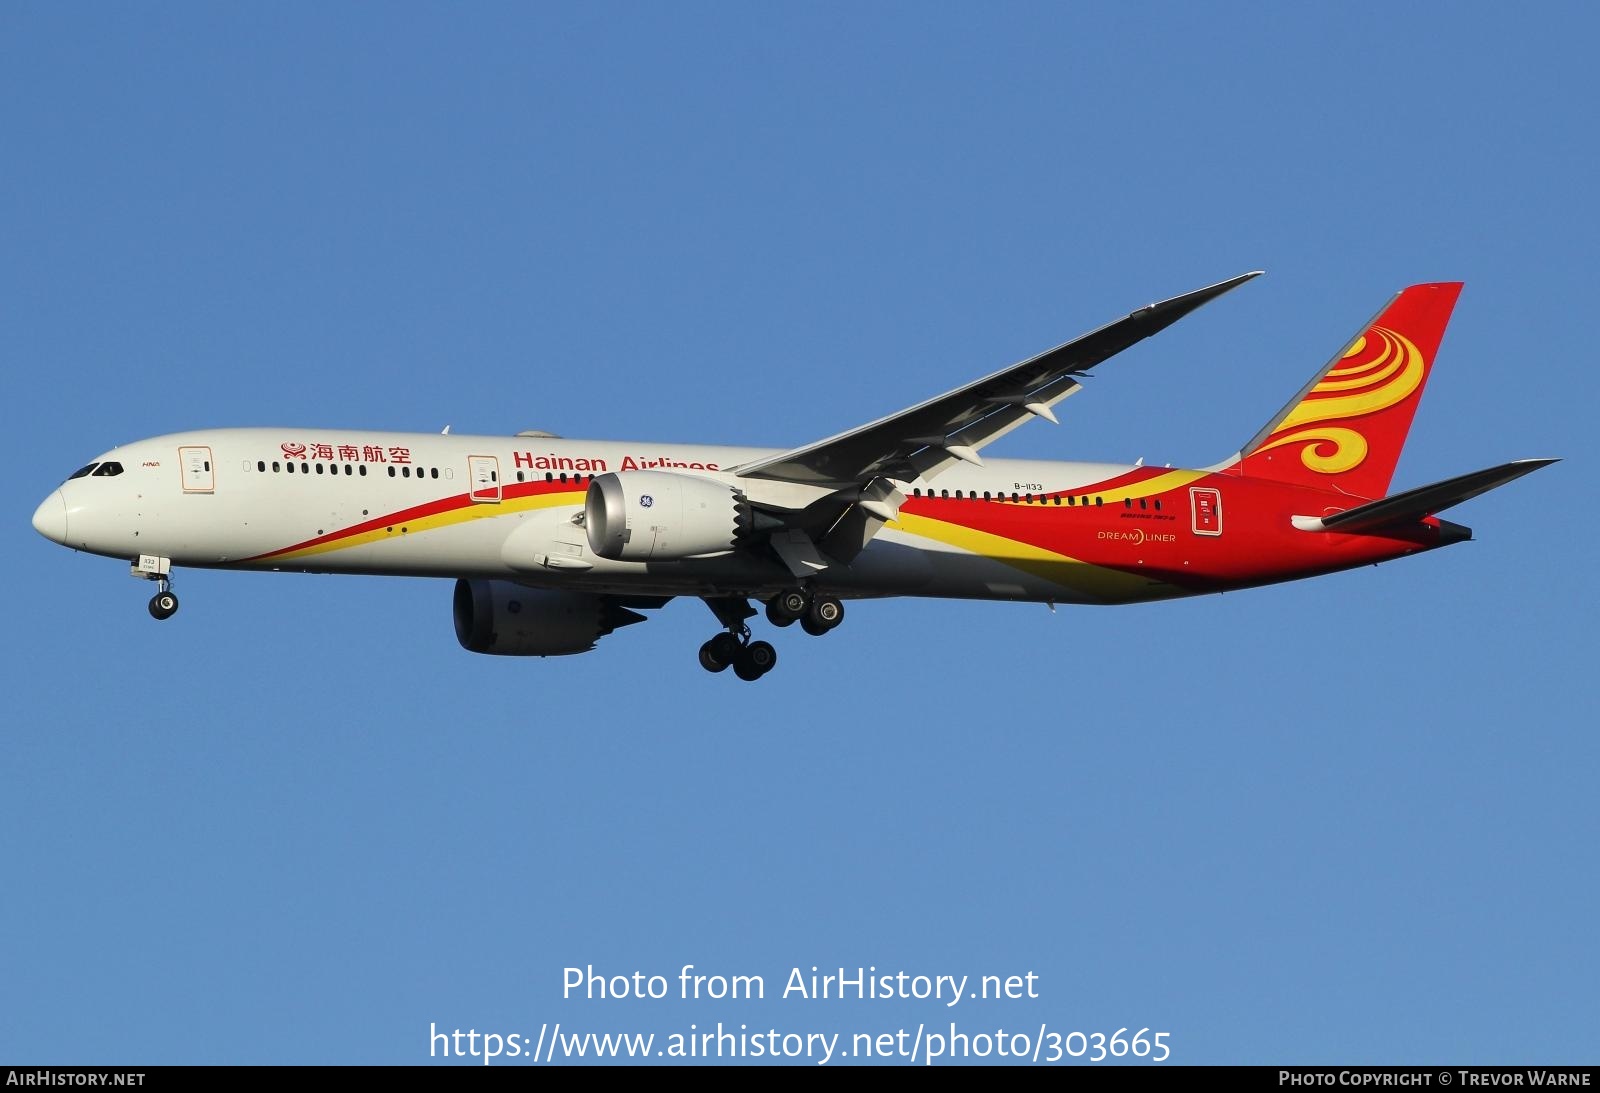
(1227, 282), (1463, 500)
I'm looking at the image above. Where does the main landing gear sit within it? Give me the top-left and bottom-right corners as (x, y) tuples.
(764, 588), (844, 636)
(697, 597), (775, 681)
(700, 589), (845, 682)
(698, 632), (778, 681)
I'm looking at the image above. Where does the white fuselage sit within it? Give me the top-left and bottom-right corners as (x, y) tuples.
(35, 428), (1151, 605)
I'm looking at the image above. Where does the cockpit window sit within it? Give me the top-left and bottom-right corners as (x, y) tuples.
(91, 462), (125, 477)
(67, 463), (98, 480)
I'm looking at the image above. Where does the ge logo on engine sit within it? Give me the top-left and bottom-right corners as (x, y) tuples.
(639, 494), (654, 508)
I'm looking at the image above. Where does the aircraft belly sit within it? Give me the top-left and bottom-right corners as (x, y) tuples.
(866, 524), (1172, 605)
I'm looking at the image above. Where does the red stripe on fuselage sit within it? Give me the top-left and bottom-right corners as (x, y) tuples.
(242, 477), (571, 562)
(901, 468), (1446, 596)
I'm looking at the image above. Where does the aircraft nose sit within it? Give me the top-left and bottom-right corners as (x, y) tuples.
(32, 490), (68, 545)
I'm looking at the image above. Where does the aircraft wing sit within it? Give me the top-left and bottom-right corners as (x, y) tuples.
(731, 271), (1262, 488)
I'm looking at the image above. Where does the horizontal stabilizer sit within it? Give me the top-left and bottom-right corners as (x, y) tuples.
(1297, 459), (1558, 534)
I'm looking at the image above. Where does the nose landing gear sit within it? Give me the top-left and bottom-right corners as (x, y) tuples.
(132, 555), (178, 620)
(148, 585), (180, 620)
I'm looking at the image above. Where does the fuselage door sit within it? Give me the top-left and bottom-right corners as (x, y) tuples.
(1190, 487), (1222, 536)
(468, 455), (501, 503)
(179, 445), (215, 493)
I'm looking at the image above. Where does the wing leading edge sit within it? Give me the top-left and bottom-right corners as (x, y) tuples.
(731, 271), (1262, 488)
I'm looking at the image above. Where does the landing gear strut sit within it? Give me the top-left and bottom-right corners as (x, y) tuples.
(133, 555), (179, 620)
(699, 596), (777, 682)
(698, 590), (846, 680)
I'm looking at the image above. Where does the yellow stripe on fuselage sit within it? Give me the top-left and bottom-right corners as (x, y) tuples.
(890, 511), (1167, 601)
(271, 490), (585, 562)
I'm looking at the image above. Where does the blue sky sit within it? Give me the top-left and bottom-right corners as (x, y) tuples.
(3, 3), (1594, 1066)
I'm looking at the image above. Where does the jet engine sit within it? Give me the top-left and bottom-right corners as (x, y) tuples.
(452, 580), (645, 656)
(584, 471), (752, 561)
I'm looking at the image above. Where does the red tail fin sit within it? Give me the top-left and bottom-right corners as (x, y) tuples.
(1230, 282), (1463, 500)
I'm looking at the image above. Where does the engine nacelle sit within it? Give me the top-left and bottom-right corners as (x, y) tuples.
(584, 471), (750, 561)
(452, 580), (644, 657)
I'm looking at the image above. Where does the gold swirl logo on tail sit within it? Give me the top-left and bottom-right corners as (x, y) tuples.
(1254, 325), (1424, 474)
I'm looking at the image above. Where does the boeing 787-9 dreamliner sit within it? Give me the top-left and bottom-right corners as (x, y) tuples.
(31, 273), (1554, 680)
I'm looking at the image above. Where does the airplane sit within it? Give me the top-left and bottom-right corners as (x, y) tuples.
(31, 272), (1555, 681)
